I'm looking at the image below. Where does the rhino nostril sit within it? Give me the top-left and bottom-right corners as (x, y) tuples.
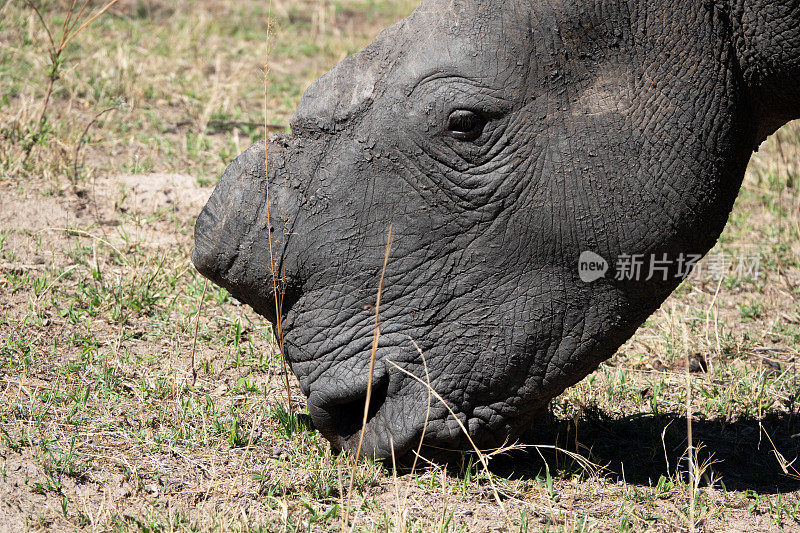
(335, 381), (389, 440)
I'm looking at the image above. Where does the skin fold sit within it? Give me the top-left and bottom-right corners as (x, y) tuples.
(192, 0), (800, 460)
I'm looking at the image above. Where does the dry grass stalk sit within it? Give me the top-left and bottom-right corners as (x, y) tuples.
(343, 225), (393, 531)
(262, 0), (294, 411)
(437, 466), (448, 533)
(400, 338), (433, 506)
(521, 444), (600, 478)
(73, 104), (119, 183)
(762, 426), (800, 480)
(354, 225), (393, 461)
(190, 279), (208, 386)
(389, 437), (405, 531)
(387, 361), (514, 530)
(686, 367), (695, 533)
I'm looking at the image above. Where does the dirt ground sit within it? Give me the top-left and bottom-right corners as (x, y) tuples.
(2, 170), (799, 530)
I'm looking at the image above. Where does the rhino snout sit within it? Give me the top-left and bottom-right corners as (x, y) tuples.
(192, 161), (252, 287)
(192, 138), (308, 320)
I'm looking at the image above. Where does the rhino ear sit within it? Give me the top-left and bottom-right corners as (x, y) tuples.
(289, 52), (379, 135)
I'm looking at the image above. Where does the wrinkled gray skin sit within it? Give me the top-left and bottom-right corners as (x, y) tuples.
(193, 0), (800, 460)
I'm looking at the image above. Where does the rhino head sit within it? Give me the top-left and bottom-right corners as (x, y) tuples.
(193, 0), (800, 459)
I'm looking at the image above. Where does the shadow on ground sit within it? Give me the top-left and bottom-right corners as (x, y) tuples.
(487, 407), (800, 494)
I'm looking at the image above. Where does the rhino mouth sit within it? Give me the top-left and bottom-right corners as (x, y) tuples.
(301, 348), (433, 461)
(315, 380), (389, 447)
(307, 369), (393, 450)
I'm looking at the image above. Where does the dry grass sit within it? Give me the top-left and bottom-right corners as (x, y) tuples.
(1, 0), (800, 531)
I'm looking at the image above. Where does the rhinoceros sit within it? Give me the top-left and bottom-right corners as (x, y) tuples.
(192, 0), (800, 459)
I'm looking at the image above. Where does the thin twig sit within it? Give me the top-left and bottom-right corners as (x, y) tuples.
(190, 280), (208, 386)
(22, 0), (122, 162)
(25, 0), (59, 132)
(67, 0), (92, 37)
(61, 0), (79, 43)
(22, 0), (55, 50)
(60, 0), (122, 49)
(73, 105), (119, 182)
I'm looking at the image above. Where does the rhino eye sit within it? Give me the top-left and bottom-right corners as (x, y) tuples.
(447, 109), (487, 141)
